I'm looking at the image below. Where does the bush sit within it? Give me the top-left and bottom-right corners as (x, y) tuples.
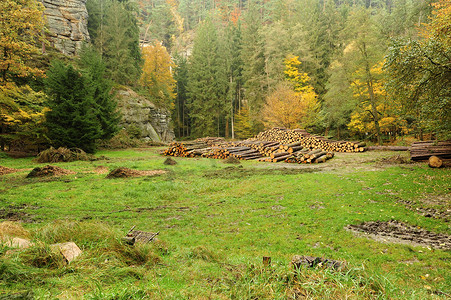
(126, 125), (142, 139)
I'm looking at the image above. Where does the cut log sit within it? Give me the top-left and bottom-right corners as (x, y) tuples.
(314, 155), (328, 163)
(428, 156), (443, 168)
(273, 154), (292, 162)
(270, 151), (290, 159)
(288, 146), (304, 153)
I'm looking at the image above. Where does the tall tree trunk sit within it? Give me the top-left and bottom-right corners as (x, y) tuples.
(225, 117), (229, 138)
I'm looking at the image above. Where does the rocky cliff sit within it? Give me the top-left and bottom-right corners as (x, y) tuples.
(116, 89), (175, 143)
(40, 0), (90, 55)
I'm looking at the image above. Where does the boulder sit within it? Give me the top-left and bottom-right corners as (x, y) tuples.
(51, 242), (82, 263)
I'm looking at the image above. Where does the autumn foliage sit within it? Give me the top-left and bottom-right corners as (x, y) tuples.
(140, 41), (176, 110)
(262, 55), (318, 129)
(0, 0), (46, 83)
(262, 83), (318, 129)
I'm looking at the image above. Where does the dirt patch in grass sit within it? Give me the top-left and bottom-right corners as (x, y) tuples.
(26, 165), (75, 178)
(379, 155), (411, 164)
(396, 195), (450, 222)
(106, 167), (166, 178)
(0, 205), (39, 223)
(347, 220), (451, 250)
(204, 166), (318, 178)
(0, 166), (19, 175)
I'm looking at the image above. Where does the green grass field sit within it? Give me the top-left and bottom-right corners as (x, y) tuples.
(0, 148), (450, 299)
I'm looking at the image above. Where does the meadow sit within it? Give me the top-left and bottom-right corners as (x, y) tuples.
(0, 148), (450, 299)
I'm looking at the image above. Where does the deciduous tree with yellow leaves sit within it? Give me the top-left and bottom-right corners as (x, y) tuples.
(262, 55), (319, 129)
(0, 0), (47, 150)
(0, 83), (48, 150)
(140, 41), (176, 110)
(0, 0), (46, 83)
(262, 82), (318, 129)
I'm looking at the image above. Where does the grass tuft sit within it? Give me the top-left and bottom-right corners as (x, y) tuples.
(87, 283), (148, 300)
(20, 242), (65, 269)
(0, 221), (30, 239)
(188, 245), (219, 262)
(0, 258), (34, 284)
(33, 220), (117, 246)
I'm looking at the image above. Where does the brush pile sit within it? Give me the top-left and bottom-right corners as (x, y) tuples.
(163, 128), (367, 164)
(35, 147), (91, 163)
(26, 165), (75, 178)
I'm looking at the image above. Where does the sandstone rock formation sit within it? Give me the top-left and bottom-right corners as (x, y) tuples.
(40, 0), (90, 55)
(116, 89), (175, 143)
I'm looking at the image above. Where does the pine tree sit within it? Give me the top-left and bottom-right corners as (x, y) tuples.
(79, 46), (120, 140)
(186, 18), (228, 137)
(147, 2), (178, 49)
(173, 54), (190, 137)
(44, 61), (102, 153)
(87, 0), (142, 85)
(223, 22), (244, 138)
(234, 106), (253, 139)
(297, 0), (344, 97)
(240, 3), (266, 133)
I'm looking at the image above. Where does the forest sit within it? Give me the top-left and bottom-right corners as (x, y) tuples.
(1, 1), (451, 298)
(1, 0), (450, 153)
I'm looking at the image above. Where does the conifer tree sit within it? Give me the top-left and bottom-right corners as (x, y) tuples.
(223, 22), (244, 138)
(44, 61), (102, 153)
(87, 0), (142, 85)
(234, 106), (254, 139)
(173, 55), (190, 137)
(186, 19), (228, 137)
(240, 3), (266, 133)
(297, 0), (344, 97)
(79, 46), (120, 140)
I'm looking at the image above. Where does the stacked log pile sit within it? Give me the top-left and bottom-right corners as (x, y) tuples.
(252, 128), (366, 153)
(410, 141), (451, 161)
(163, 128), (367, 164)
